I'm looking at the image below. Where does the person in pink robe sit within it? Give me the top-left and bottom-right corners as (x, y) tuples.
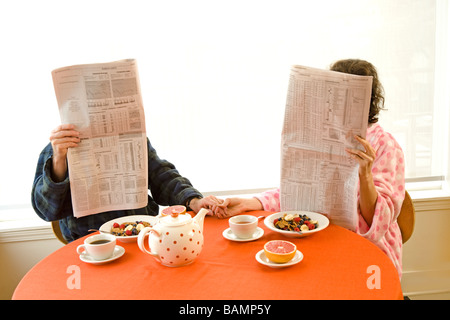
(214, 59), (405, 278)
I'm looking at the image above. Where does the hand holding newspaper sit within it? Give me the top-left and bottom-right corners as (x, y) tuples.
(51, 59), (148, 218)
(280, 65), (372, 231)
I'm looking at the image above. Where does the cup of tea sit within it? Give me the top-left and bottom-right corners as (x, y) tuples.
(229, 215), (258, 239)
(76, 233), (116, 261)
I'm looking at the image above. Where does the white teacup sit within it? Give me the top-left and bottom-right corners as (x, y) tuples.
(76, 233), (116, 261)
(229, 215), (258, 239)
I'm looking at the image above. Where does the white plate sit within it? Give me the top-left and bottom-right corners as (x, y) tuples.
(264, 211), (329, 238)
(79, 245), (125, 265)
(99, 215), (159, 243)
(255, 249), (303, 268)
(222, 227), (264, 242)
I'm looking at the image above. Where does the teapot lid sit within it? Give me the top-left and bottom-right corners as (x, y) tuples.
(159, 211), (192, 226)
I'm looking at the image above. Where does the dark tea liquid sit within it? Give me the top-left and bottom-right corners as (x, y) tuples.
(90, 240), (111, 245)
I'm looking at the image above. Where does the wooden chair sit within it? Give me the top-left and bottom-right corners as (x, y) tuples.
(51, 220), (68, 245)
(397, 190), (415, 244)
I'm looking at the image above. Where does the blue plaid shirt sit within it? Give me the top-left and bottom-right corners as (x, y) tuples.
(31, 138), (203, 242)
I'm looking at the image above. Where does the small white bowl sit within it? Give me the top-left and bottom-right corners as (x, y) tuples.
(264, 211), (329, 238)
(99, 215), (159, 243)
(255, 249), (303, 268)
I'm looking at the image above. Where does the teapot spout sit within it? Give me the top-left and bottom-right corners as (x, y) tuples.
(193, 208), (209, 233)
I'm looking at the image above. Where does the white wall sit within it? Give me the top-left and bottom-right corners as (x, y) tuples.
(401, 197), (450, 299)
(0, 234), (63, 300)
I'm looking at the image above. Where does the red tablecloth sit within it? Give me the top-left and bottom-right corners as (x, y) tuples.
(13, 211), (403, 300)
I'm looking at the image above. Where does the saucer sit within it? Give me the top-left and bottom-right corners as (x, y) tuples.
(222, 227), (264, 242)
(255, 249), (303, 268)
(79, 245), (125, 265)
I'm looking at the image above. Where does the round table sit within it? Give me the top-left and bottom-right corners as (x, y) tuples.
(13, 211), (403, 300)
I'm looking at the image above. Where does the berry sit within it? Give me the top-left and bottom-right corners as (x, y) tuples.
(308, 223), (315, 230)
(113, 223), (120, 228)
(125, 229), (132, 236)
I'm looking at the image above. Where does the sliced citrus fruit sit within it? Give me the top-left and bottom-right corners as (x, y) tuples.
(161, 205), (187, 217)
(263, 240), (297, 263)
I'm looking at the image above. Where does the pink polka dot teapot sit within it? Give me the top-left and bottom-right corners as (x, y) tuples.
(137, 207), (209, 267)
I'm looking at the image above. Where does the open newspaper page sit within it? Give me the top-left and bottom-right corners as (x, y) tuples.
(52, 59), (148, 218)
(280, 65), (372, 231)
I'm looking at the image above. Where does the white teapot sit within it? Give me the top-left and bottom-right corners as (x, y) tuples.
(137, 208), (209, 267)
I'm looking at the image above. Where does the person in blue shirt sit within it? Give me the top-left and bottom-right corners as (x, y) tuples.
(32, 124), (223, 242)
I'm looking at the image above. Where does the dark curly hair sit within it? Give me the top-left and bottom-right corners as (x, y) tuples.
(330, 59), (385, 124)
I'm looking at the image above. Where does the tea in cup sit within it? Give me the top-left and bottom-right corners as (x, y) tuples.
(229, 215), (258, 239)
(76, 233), (116, 261)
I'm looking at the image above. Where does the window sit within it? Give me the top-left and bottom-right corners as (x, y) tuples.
(0, 0), (448, 221)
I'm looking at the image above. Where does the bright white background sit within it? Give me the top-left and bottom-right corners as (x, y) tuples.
(0, 0), (448, 218)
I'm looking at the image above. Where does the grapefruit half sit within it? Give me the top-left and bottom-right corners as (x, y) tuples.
(161, 205), (187, 217)
(263, 240), (297, 263)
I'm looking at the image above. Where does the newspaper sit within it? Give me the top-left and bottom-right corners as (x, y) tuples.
(52, 59), (148, 218)
(280, 65), (372, 231)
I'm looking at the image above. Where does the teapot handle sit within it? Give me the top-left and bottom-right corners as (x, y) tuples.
(137, 227), (160, 258)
